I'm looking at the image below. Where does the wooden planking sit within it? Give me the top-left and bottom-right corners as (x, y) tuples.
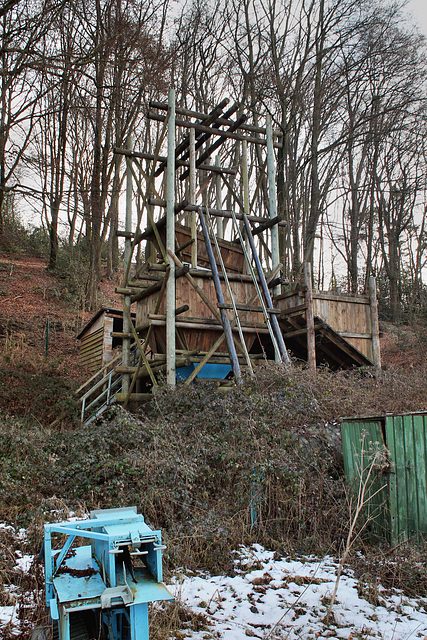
(313, 292), (370, 304)
(341, 418), (390, 540)
(313, 296), (371, 335)
(144, 321), (260, 353)
(79, 326), (104, 348)
(343, 414), (427, 544)
(79, 326), (104, 373)
(79, 327), (103, 350)
(403, 414), (417, 537)
(146, 222), (245, 273)
(413, 414), (427, 537)
(275, 286), (375, 363)
(345, 337), (373, 362)
(386, 413), (427, 543)
(137, 275), (263, 327)
(275, 293), (304, 310)
(342, 419), (390, 539)
(386, 415), (398, 544)
(388, 415), (407, 542)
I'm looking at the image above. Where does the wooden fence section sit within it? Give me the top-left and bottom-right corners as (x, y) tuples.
(275, 277), (380, 368)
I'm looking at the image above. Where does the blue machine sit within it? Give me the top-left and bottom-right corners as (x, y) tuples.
(44, 507), (173, 640)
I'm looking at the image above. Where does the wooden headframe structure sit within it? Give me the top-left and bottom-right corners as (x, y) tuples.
(108, 89), (380, 408)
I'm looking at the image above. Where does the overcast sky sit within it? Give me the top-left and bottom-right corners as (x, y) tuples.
(405, 0), (427, 37)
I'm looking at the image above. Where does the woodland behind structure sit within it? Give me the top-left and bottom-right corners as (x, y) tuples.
(77, 95), (380, 423)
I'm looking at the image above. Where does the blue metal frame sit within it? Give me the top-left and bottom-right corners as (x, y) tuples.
(44, 507), (173, 640)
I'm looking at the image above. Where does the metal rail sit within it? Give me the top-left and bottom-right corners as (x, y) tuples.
(80, 368), (123, 425)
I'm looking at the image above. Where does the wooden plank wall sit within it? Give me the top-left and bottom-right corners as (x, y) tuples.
(79, 326), (104, 373)
(136, 275), (263, 325)
(341, 419), (390, 541)
(342, 413), (427, 544)
(148, 223), (245, 273)
(386, 413), (427, 544)
(275, 289), (374, 362)
(136, 274), (264, 354)
(312, 293), (373, 361)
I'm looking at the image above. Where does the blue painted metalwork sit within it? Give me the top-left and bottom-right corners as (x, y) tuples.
(176, 363), (232, 381)
(44, 506), (173, 640)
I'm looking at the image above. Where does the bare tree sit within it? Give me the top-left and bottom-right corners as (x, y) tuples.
(0, 0), (64, 237)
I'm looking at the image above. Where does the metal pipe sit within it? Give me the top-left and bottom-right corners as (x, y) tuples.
(198, 207), (242, 384)
(242, 213), (291, 365)
(205, 209), (253, 373)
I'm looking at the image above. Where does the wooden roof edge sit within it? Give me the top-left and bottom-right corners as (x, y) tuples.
(77, 307), (136, 340)
(274, 288), (370, 304)
(340, 410), (427, 423)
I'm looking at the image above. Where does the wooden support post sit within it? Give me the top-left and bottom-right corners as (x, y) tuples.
(215, 155), (223, 238)
(267, 115), (280, 296)
(242, 139), (251, 273)
(166, 88), (176, 386)
(189, 126), (197, 267)
(123, 304), (158, 388)
(304, 261), (316, 371)
(369, 276), (381, 369)
(122, 135), (133, 395)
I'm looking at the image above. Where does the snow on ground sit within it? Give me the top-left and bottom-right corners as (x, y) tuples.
(1, 531), (427, 639)
(169, 545), (427, 640)
(0, 605), (18, 634)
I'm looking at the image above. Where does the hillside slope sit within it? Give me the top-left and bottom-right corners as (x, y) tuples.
(0, 252), (426, 639)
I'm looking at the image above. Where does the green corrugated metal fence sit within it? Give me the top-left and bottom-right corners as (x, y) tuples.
(341, 412), (427, 544)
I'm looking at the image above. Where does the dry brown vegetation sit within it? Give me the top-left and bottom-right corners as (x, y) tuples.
(0, 254), (427, 639)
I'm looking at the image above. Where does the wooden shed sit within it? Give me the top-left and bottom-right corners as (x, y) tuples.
(77, 308), (136, 374)
(341, 412), (427, 544)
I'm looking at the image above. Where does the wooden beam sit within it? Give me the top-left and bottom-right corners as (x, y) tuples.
(217, 302), (280, 314)
(149, 100), (282, 137)
(369, 276), (381, 369)
(115, 393), (153, 403)
(130, 265), (189, 303)
(278, 304), (308, 318)
(147, 112), (282, 147)
(304, 262), (316, 371)
(113, 147), (237, 175)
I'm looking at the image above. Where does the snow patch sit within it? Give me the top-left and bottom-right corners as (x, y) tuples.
(169, 546), (427, 640)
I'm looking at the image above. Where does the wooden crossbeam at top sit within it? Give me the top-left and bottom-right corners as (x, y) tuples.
(149, 101), (283, 138)
(147, 112), (282, 148)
